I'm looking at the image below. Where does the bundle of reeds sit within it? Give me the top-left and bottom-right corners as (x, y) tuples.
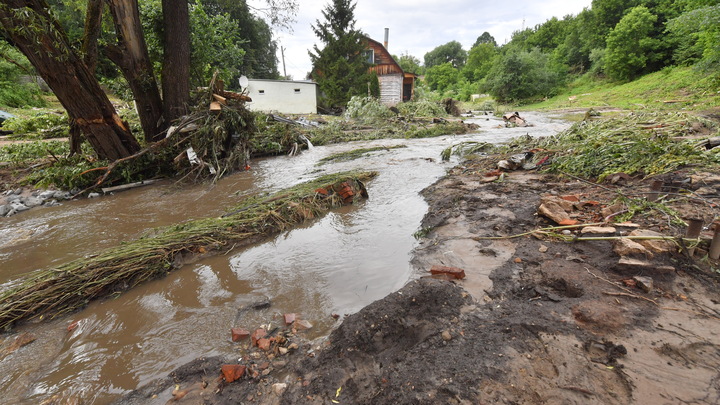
(0, 171), (377, 330)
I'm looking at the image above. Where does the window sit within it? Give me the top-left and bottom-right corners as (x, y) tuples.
(363, 49), (374, 64)
(294, 88), (301, 94)
(258, 90), (265, 94)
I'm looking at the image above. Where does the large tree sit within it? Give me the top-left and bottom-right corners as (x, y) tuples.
(0, 0), (141, 159)
(604, 5), (658, 80)
(309, 0), (377, 108)
(424, 41), (467, 69)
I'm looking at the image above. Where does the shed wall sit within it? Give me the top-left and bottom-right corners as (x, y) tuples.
(379, 74), (403, 106)
(245, 80), (317, 114)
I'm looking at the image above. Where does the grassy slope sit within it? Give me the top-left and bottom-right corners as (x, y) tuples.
(525, 67), (720, 113)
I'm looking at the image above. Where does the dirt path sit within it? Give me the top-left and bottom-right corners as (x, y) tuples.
(117, 156), (720, 405)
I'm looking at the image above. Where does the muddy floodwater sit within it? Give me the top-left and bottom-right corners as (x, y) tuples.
(0, 113), (571, 404)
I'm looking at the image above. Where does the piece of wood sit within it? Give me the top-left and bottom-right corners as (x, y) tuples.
(217, 90), (252, 102)
(212, 93), (227, 105)
(101, 179), (160, 193)
(209, 101), (222, 111)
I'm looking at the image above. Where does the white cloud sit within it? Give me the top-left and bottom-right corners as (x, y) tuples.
(250, 0), (592, 80)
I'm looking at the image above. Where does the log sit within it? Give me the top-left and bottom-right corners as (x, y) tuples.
(101, 179), (161, 194)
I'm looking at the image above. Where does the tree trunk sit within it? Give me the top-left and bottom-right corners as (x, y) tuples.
(105, 0), (166, 142)
(162, 0), (190, 123)
(0, 1), (141, 160)
(82, 0), (104, 72)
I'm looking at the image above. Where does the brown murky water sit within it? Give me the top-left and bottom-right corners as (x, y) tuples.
(0, 113), (571, 404)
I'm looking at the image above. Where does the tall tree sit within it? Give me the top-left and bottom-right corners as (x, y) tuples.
(604, 5), (658, 80)
(0, 0), (140, 159)
(309, 0), (377, 108)
(162, 0), (190, 122)
(424, 41), (467, 69)
(473, 32), (497, 48)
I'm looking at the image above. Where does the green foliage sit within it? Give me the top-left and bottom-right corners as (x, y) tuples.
(395, 100), (447, 118)
(309, 0), (377, 108)
(424, 41), (467, 69)
(473, 32), (497, 48)
(605, 6), (659, 81)
(396, 52), (423, 75)
(462, 43), (498, 81)
(0, 140), (69, 166)
(0, 40), (47, 108)
(540, 112), (720, 180)
(318, 145), (407, 165)
(483, 48), (562, 103)
(667, 5), (720, 69)
(2, 112), (68, 138)
(344, 96), (395, 123)
(440, 141), (493, 161)
(424, 63), (461, 92)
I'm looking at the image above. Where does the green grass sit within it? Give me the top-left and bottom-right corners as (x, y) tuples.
(525, 66), (720, 112)
(318, 145), (407, 165)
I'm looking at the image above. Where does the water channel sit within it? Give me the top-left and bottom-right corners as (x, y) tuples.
(0, 112), (572, 404)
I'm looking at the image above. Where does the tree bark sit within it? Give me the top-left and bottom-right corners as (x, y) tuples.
(105, 0), (166, 142)
(82, 0), (104, 72)
(162, 0), (190, 123)
(0, 1), (141, 160)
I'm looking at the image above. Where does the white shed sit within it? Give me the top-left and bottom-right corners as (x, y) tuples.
(245, 79), (318, 114)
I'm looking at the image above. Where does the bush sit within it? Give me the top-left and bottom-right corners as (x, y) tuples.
(344, 96), (395, 123)
(483, 48), (562, 103)
(2, 112), (68, 138)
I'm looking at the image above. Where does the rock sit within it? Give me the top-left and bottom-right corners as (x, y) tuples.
(614, 238), (653, 258)
(39, 190), (56, 199)
(0, 204), (10, 217)
(601, 203), (625, 218)
(580, 226), (616, 235)
(288, 343), (299, 350)
(633, 276), (654, 292)
(538, 201), (571, 224)
(441, 330), (452, 341)
(6, 194), (20, 203)
(558, 219), (580, 226)
(53, 190), (71, 199)
(257, 338), (271, 351)
(538, 245), (549, 253)
(12, 188), (22, 195)
(251, 329), (267, 346)
(23, 196), (43, 208)
(88, 192), (100, 199)
(617, 257), (654, 269)
(278, 347), (288, 355)
(628, 229), (675, 254)
(284, 313), (296, 325)
(272, 383), (288, 396)
(293, 320), (313, 330)
(560, 194), (580, 202)
(231, 328), (250, 342)
(221, 364), (246, 383)
(429, 265), (466, 280)
(541, 195), (575, 212)
(11, 202), (29, 212)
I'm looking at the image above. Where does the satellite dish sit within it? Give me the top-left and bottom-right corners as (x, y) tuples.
(238, 75), (249, 88)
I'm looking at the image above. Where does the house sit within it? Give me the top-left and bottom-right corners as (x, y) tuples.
(364, 29), (416, 106)
(245, 79), (318, 114)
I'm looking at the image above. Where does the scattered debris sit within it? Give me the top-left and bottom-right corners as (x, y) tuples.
(502, 111), (528, 127)
(429, 265), (466, 280)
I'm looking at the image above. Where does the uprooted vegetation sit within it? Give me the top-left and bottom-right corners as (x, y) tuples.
(0, 96), (473, 193)
(0, 171), (376, 330)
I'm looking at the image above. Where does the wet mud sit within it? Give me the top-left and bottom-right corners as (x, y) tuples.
(118, 155), (720, 404)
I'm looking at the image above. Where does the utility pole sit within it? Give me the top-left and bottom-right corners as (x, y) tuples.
(280, 46), (287, 79)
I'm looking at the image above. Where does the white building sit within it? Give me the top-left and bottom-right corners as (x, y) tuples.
(245, 79), (318, 114)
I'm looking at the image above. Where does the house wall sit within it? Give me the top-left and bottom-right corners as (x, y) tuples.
(245, 79), (317, 114)
(379, 74), (403, 106)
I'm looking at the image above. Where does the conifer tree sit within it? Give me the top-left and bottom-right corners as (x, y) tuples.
(309, 0), (378, 109)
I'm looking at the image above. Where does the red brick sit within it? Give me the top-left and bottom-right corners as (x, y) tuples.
(429, 265), (466, 280)
(231, 328), (250, 342)
(251, 328), (267, 346)
(257, 338), (271, 351)
(221, 364), (246, 383)
(558, 219), (580, 226)
(560, 195), (580, 202)
(284, 313), (296, 325)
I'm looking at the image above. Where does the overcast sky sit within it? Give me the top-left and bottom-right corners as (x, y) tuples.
(250, 0), (593, 80)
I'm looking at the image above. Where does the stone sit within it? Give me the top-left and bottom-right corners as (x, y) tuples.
(580, 226), (616, 235)
(284, 313), (296, 325)
(251, 329), (267, 346)
(613, 238), (653, 259)
(231, 328), (250, 342)
(221, 364), (246, 383)
(538, 201), (571, 224)
(39, 190), (56, 199)
(441, 330), (452, 341)
(257, 338), (271, 351)
(11, 202), (29, 212)
(278, 347), (288, 355)
(538, 245), (549, 253)
(429, 265), (466, 280)
(601, 203), (625, 219)
(633, 276), (654, 292)
(628, 229), (675, 254)
(541, 195), (575, 212)
(88, 193), (100, 199)
(0, 204), (10, 217)
(560, 194), (581, 202)
(617, 257), (654, 269)
(288, 343), (299, 350)
(23, 196), (43, 208)
(293, 319), (313, 330)
(558, 219), (580, 226)
(273, 383), (288, 396)
(53, 191), (71, 199)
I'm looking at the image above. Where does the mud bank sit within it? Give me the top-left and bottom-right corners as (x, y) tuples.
(118, 155), (720, 404)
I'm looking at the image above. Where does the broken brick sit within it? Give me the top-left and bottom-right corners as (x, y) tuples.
(257, 338), (271, 351)
(284, 313), (296, 325)
(221, 364), (246, 383)
(560, 195), (580, 202)
(429, 265), (466, 280)
(231, 328), (250, 342)
(251, 329), (267, 346)
(558, 219), (580, 226)
(293, 319), (314, 330)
